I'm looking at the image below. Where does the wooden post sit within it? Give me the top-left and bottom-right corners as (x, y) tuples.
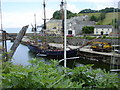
(8, 25), (29, 59)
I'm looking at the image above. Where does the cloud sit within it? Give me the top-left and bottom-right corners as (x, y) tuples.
(3, 0), (41, 3)
(2, 0), (120, 28)
(2, 12), (34, 28)
(2, 8), (54, 28)
(69, 0), (119, 3)
(67, 4), (80, 13)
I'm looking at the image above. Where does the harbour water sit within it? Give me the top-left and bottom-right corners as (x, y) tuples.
(3, 40), (111, 71)
(4, 27), (41, 33)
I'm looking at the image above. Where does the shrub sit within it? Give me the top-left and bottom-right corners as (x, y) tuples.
(2, 59), (120, 88)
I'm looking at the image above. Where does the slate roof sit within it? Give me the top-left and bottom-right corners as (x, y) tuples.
(95, 25), (113, 28)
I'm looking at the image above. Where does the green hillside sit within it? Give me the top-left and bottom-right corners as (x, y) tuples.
(78, 13), (100, 18)
(102, 12), (119, 25)
(78, 12), (119, 25)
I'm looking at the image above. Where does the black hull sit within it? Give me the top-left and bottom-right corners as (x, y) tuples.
(27, 44), (77, 58)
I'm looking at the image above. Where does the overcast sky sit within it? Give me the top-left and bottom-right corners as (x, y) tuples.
(1, 0), (119, 28)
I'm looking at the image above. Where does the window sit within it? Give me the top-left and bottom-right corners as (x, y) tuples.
(68, 31), (72, 34)
(53, 27), (57, 29)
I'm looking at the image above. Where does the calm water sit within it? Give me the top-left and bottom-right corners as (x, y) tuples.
(4, 28), (41, 33)
(6, 41), (35, 66)
(3, 40), (110, 70)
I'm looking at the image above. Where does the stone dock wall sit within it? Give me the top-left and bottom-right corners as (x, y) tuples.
(45, 37), (120, 46)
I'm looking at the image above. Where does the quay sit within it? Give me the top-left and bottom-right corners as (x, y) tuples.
(79, 46), (120, 58)
(47, 43), (120, 58)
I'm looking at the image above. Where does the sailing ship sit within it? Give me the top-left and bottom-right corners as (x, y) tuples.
(27, 0), (77, 58)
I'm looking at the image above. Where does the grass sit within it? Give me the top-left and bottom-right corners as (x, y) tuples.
(102, 12), (119, 25)
(78, 13), (101, 18)
(78, 12), (119, 25)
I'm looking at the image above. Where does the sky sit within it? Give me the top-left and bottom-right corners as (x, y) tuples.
(0, 0), (120, 28)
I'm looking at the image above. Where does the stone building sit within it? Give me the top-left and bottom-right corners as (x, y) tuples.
(42, 16), (95, 36)
(94, 25), (113, 35)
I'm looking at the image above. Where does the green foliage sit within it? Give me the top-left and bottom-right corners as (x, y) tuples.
(99, 13), (106, 21)
(90, 13), (106, 22)
(2, 59), (120, 88)
(90, 15), (99, 22)
(52, 10), (77, 19)
(100, 7), (120, 13)
(79, 8), (120, 14)
(52, 10), (61, 19)
(82, 26), (94, 34)
(79, 9), (99, 13)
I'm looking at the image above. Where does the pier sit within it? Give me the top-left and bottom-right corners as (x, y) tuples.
(79, 46), (120, 58)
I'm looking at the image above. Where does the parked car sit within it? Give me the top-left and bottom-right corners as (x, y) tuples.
(67, 35), (73, 37)
(114, 50), (120, 54)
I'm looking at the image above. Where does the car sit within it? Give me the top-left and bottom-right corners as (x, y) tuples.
(67, 35), (73, 37)
(114, 50), (120, 54)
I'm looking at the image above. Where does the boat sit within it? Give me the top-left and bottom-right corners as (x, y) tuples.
(27, 0), (77, 58)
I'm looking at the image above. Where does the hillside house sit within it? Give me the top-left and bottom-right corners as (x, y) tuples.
(42, 16), (95, 36)
(45, 20), (62, 35)
(94, 25), (113, 35)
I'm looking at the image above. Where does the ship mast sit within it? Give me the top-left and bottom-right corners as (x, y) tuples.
(60, 0), (67, 68)
(64, 0), (67, 68)
(0, 0), (3, 30)
(43, 0), (46, 30)
(34, 14), (37, 35)
(0, 0), (8, 61)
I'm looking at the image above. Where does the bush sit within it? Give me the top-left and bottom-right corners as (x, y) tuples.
(2, 59), (120, 88)
(82, 26), (94, 34)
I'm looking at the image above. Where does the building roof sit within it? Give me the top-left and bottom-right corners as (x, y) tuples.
(47, 20), (62, 23)
(95, 25), (113, 28)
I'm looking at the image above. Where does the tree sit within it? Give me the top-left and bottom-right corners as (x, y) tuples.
(52, 10), (76, 19)
(90, 15), (98, 22)
(99, 7), (120, 13)
(52, 10), (61, 19)
(98, 13), (106, 21)
(79, 9), (99, 13)
(82, 26), (94, 34)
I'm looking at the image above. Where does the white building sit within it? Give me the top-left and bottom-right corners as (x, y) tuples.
(94, 25), (113, 35)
